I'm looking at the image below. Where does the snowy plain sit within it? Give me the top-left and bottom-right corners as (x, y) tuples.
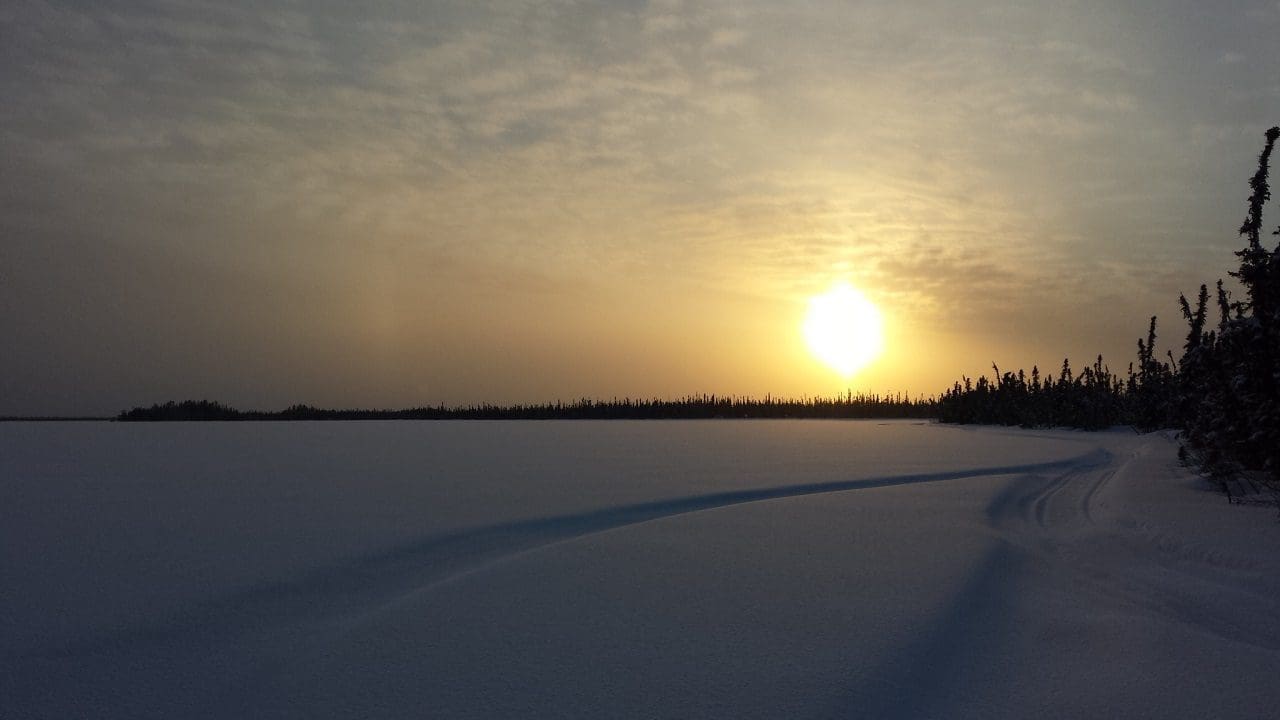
(2, 420), (1278, 718)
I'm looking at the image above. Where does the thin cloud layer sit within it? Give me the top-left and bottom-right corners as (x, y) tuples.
(2, 0), (1278, 413)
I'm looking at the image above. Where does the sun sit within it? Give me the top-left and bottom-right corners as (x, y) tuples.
(803, 283), (884, 377)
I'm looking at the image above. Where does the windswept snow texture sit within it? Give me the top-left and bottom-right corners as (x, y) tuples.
(2, 421), (1279, 719)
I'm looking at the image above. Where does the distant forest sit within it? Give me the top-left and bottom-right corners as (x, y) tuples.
(117, 393), (935, 422)
(939, 127), (1280, 484)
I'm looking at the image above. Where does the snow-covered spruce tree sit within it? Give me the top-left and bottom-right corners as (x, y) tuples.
(1176, 286), (1210, 427)
(1179, 126), (1280, 482)
(1128, 316), (1177, 431)
(1228, 126), (1280, 481)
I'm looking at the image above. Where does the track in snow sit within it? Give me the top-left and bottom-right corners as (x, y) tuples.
(19, 449), (1108, 668)
(11, 428), (1280, 720)
(979, 436), (1280, 654)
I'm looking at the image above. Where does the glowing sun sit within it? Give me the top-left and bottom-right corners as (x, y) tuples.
(803, 283), (884, 377)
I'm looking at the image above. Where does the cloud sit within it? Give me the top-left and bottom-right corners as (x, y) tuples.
(3, 0), (1279, 411)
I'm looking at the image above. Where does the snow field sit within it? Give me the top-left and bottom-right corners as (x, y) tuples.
(2, 421), (1277, 718)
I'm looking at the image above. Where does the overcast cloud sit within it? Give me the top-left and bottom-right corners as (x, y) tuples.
(3, 1), (1278, 413)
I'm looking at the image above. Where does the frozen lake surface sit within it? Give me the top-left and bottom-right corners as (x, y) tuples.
(2, 420), (1278, 718)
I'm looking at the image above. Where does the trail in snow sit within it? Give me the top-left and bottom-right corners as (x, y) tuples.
(991, 436), (1280, 654)
(12, 450), (1105, 667)
(835, 430), (1280, 720)
(5, 423), (1280, 719)
(838, 449), (1118, 720)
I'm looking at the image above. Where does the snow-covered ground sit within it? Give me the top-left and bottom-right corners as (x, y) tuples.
(2, 420), (1277, 718)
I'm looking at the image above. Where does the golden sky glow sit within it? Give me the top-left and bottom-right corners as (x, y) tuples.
(2, 2), (1279, 413)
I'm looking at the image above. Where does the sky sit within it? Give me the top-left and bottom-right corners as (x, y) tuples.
(2, 0), (1279, 415)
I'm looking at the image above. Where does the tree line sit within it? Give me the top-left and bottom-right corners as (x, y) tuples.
(939, 126), (1280, 484)
(117, 392), (936, 422)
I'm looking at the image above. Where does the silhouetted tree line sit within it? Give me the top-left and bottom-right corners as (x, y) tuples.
(118, 392), (936, 422)
(937, 356), (1127, 431)
(940, 126), (1280, 484)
